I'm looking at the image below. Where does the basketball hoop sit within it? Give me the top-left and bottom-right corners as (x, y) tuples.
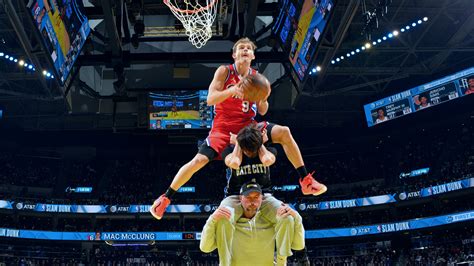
(164, 0), (219, 49)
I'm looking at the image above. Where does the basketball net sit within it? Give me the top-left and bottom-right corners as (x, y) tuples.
(164, 0), (219, 49)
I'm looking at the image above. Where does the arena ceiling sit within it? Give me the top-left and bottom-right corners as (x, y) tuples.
(0, 0), (473, 130)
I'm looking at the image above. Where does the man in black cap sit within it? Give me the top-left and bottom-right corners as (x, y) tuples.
(200, 181), (305, 266)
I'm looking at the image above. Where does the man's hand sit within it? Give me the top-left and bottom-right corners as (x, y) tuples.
(277, 204), (297, 218)
(229, 84), (244, 99)
(262, 129), (268, 143)
(211, 207), (232, 222)
(229, 133), (237, 145)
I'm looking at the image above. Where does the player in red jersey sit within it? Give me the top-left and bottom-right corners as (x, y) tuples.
(150, 38), (327, 220)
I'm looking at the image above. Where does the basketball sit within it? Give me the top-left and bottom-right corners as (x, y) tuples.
(241, 73), (271, 102)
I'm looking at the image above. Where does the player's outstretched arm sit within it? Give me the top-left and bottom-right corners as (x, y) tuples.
(207, 66), (243, 106)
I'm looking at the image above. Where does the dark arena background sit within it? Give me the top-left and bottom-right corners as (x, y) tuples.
(0, 0), (473, 265)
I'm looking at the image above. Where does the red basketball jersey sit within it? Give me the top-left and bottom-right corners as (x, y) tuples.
(211, 64), (258, 134)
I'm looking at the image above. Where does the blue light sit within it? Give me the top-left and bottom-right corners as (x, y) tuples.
(9, 57), (14, 61)
(14, 59), (18, 63)
(0, 52), (4, 57)
(51, 75), (54, 79)
(24, 64), (29, 68)
(46, 72), (51, 78)
(331, 17), (429, 66)
(4, 55), (9, 59)
(28, 65), (33, 69)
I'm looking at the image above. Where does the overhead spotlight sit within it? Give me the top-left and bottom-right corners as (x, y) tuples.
(336, 58), (340, 62)
(406, 26), (410, 30)
(0, 52), (4, 57)
(351, 51), (355, 55)
(356, 49), (360, 53)
(316, 66), (321, 72)
(14, 59), (18, 63)
(417, 20), (422, 24)
(331, 60), (335, 64)
(341, 56), (344, 59)
(423, 17), (428, 21)
(382, 36), (387, 40)
(312, 68), (316, 73)
(9, 57), (14, 61)
(412, 23), (417, 27)
(372, 41), (377, 45)
(388, 33), (393, 38)
(46, 72), (51, 77)
(51, 75), (54, 79)
(393, 30), (399, 36)
(4, 55), (9, 59)
(401, 28), (405, 32)
(18, 60), (24, 66)
(28, 65), (33, 69)
(42, 70), (47, 75)
(23, 63), (28, 68)
(377, 39), (382, 43)
(361, 46), (366, 50)
(365, 43), (371, 49)
(346, 53), (350, 57)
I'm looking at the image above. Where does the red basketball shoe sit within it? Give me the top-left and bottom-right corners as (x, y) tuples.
(150, 194), (171, 220)
(299, 172), (327, 196)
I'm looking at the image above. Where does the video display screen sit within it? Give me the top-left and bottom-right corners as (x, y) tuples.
(272, 0), (299, 48)
(364, 67), (474, 127)
(148, 91), (213, 130)
(26, 0), (91, 85)
(289, 0), (334, 81)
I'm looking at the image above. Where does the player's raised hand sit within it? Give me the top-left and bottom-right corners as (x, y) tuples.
(262, 129), (268, 143)
(230, 84), (244, 99)
(211, 207), (232, 222)
(229, 133), (237, 145)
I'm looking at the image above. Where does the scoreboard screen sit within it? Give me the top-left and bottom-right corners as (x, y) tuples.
(289, 0), (334, 82)
(272, 0), (335, 89)
(25, 0), (91, 85)
(364, 67), (474, 127)
(148, 91), (213, 130)
(272, 0), (300, 49)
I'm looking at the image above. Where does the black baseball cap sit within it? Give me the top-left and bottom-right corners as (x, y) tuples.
(240, 182), (262, 196)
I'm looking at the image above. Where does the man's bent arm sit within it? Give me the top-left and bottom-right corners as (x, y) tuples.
(200, 216), (218, 253)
